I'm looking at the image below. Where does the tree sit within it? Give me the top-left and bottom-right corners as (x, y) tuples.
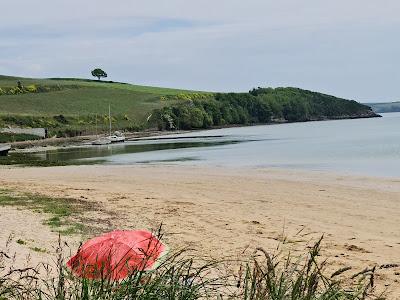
(91, 68), (107, 81)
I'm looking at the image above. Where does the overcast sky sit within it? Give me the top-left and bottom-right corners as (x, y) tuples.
(1, 0), (399, 102)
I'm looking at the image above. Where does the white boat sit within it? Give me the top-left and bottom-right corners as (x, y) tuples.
(109, 131), (125, 143)
(0, 144), (11, 156)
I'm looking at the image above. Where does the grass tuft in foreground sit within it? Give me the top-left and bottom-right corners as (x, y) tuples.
(0, 234), (381, 300)
(233, 237), (380, 299)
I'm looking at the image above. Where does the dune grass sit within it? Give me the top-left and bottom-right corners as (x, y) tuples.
(0, 230), (380, 300)
(235, 238), (379, 299)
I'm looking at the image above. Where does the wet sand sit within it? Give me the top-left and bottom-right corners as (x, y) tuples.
(0, 165), (399, 296)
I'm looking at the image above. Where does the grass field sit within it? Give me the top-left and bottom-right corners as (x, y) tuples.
(0, 75), (203, 121)
(0, 75), (209, 137)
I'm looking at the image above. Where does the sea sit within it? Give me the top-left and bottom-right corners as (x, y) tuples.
(29, 112), (400, 177)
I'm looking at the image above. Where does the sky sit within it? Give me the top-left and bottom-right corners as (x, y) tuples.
(1, 0), (399, 102)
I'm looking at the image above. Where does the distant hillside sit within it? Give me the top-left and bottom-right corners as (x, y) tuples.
(0, 75), (206, 137)
(366, 102), (400, 113)
(0, 75), (202, 118)
(0, 75), (379, 138)
(154, 87), (379, 130)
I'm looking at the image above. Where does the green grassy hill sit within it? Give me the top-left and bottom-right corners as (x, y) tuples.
(0, 75), (378, 140)
(0, 75), (201, 119)
(0, 75), (208, 137)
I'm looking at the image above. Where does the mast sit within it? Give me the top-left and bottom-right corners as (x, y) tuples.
(95, 113), (98, 137)
(109, 104), (112, 136)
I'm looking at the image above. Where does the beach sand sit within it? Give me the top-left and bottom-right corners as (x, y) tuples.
(1, 165), (399, 297)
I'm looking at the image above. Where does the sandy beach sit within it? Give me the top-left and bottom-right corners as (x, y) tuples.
(0, 164), (399, 297)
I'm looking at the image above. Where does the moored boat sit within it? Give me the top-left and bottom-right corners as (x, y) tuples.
(108, 131), (126, 143)
(91, 104), (126, 145)
(106, 105), (125, 143)
(0, 144), (11, 156)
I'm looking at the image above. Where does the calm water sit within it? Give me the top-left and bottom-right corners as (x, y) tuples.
(28, 112), (400, 177)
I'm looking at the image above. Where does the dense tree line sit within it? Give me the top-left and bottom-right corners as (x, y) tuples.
(153, 87), (377, 130)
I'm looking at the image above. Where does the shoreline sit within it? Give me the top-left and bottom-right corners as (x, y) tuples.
(8, 129), (191, 151)
(5, 112), (381, 151)
(0, 164), (399, 296)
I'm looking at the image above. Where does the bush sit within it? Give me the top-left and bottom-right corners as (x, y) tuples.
(53, 115), (68, 124)
(0, 133), (41, 143)
(25, 84), (37, 93)
(0, 84), (80, 96)
(55, 128), (83, 138)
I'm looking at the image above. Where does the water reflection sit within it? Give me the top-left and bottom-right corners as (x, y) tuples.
(26, 138), (248, 163)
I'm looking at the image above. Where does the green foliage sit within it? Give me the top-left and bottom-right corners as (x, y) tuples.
(154, 87), (376, 130)
(91, 68), (108, 81)
(1, 115), (57, 128)
(162, 93), (213, 102)
(53, 114), (68, 124)
(25, 84), (37, 93)
(0, 83), (78, 96)
(0, 133), (41, 143)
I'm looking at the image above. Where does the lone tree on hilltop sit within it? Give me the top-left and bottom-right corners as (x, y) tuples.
(91, 68), (107, 81)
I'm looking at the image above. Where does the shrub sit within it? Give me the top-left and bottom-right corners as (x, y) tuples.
(25, 84), (37, 93)
(0, 133), (41, 143)
(53, 115), (68, 124)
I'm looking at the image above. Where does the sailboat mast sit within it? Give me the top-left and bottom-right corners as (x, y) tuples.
(95, 113), (98, 137)
(109, 104), (111, 136)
